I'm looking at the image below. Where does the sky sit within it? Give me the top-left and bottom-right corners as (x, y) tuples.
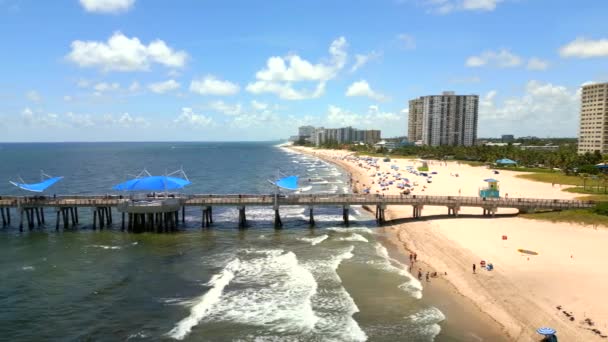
(0, 0), (607, 142)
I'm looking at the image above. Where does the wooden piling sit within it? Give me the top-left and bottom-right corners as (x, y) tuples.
(342, 206), (349, 226)
(19, 209), (24, 231)
(1, 207), (5, 226)
(41, 208), (45, 225)
(274, 209), (282, 229)
(182, 206), (186, 223)
(308, 207), (315, 226)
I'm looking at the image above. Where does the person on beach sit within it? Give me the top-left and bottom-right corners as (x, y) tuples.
(414, 253), (417, 262)
(418, 269), (422, 280)
(425, 272), (430, 282)
(473, 263), (476, 274)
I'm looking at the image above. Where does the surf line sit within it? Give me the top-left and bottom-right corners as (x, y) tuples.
(166, 258), (240, 340)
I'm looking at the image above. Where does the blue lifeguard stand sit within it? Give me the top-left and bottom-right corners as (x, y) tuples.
(479, 178), (500, 198)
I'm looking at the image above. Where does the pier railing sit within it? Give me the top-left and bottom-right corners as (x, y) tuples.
(0, 193), (596, 211)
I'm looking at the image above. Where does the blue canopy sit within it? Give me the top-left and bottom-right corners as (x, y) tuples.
(483, 178), (499, 183)
(496, 158), (517, 165)
(113, 176), (191, 191)
(596, 163), (608, 169)
(275, 176), (298, 190)
(10, 176), (63, 192)
(536, 327), (556, 335)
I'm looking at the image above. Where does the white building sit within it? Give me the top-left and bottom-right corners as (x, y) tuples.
(408, 91), (479, 146)
(578, 82), (608, 154)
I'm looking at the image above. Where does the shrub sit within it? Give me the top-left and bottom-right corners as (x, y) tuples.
(591, 202), (608, 216)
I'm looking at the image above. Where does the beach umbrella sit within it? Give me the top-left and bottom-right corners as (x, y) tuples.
(113, 176), (191, 191)
(536, 327), (556, 335)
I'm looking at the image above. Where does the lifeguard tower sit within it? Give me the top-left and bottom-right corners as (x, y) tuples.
(479, 178), (500, 198)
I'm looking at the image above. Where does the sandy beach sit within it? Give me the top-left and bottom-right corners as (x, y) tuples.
(291, 145), (608, 341)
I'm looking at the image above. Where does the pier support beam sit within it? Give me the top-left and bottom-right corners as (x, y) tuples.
(376, 204), (386, 224)
(238, 206), (247, 229)
(412, 205), (424, 219)
(308, 206), (315, 227)
(274, 208), (282, 229)
(1, 208), (10, 227)
(19, 208), (24, 231)
(342, 205), (350, 226)
(182, 206), (186, 224)
(1, 207), (6, 227)
(447, 206), (460, 217)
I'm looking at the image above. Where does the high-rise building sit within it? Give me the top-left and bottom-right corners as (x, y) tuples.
(407, 91), (479, 146)
(578, 82), (608, 154)
(296, 126), (381, 146)
(501, 134), (515, 143)
(298, 125), (315, 140)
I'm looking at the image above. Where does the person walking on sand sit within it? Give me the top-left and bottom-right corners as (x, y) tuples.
(425, 272), (430, 282)
(473, 263), (476, 274)
(418, 269), (422, 280)
(414, 253), (417, 262)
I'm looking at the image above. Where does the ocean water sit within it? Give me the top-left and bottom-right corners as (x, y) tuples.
(0, 142), (485, 341)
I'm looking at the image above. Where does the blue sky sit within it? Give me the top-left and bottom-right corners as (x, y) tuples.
(0, 0), (607, 141)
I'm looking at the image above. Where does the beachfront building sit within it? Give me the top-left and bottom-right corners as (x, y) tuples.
(297, 125), (316, 143)
(578, 82), (608, 154)
(408, 91), (479, 146)
(305, 126), (381, 146)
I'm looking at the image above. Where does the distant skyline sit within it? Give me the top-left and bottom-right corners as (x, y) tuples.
(1, 0), (607, 142)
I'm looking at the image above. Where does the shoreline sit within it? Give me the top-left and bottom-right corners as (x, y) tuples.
(289, 145), (608, 342)
(288, 146), (509, 341)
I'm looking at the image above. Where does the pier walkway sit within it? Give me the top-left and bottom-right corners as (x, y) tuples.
(0, 194), (596, 232)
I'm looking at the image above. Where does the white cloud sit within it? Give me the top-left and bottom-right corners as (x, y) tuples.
(208, 101), (243, 116)
(462, 0), (501, 11)
(93, 82), (120, 92)
(326, 105), (401, 128)
(246, 37), (347, 100)
(174, 107), (214, 128)
(66, 112), (95, 127)
(560, 37), (608, 58)
(63, 95), (73, 102)
(246, 81), (325, 100)
(466, 49), (522, 68)
(251, 100), (268, 111)
(422, 0), (502, 13)
(79, 0), (135, 13)
(345, 80), (388, 101)
(397, 34), (416, 49)
(116, 113), (149, 128)
(479, 80), (580, 136)
(128, 81), (141, 92)
(148, 79), (180, 94)
(190, 75), (240, 96)
(26, 90), (42, 103)
(66, 32), (188, 72)
(350, 51), (381, 72)
(527, 57), (549, 71)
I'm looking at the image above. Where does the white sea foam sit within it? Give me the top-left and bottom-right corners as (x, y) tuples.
(167, 258), (240, 340)
(337, 233), (369, 243)
(89, 245), (122, 250)
(327, 227), (373, 235)
(299, 235), (329, 246)
(374, 243), (423, 299)
(199, 249), (319, 335)
(408, 307), (445, 340)
(21, 266), (35, 271)
(302, 246), (367, 342)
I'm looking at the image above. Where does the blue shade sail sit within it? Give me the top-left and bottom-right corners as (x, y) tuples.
(113, 176), (191, 191)
(483, 178), (499, 182)
(10, 176), (64, 192)
(275, 176), (298, 190)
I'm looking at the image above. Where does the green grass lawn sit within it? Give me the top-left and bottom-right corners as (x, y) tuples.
(521, 209), (608, 227)
(496, 166), (556, 173)
(417, 166), (429, 171)
(516, 172), (588, 186)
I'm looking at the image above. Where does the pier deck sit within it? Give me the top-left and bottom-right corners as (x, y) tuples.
(0, 194), (597, 231)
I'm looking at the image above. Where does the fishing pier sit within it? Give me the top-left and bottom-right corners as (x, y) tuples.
(0, 194), (596, 232)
